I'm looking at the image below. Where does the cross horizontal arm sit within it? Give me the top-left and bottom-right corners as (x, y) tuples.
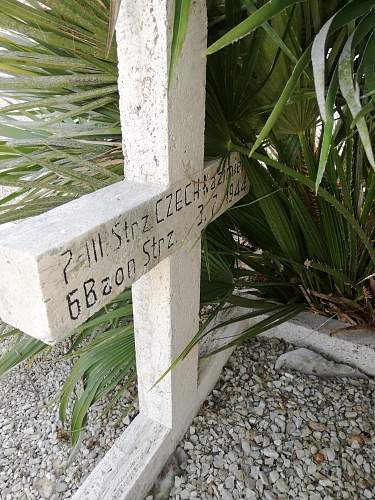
(0, 155), (248, 343)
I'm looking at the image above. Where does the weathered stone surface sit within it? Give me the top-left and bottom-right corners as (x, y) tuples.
(117, 0), (204, 433)
(275, 348), (367, 378)
(33, 477), (56, 499)
(333, 328), (375, 348)
(0, 157), (247, 344)
(261, 311), (375, 377)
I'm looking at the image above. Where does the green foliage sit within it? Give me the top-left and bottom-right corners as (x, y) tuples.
(312, 1), (375, 189)
(0, 0), (122, 222)
(169, 0), (193, 85)
(0, 329), (47, 375)
(0, 0), (374, 442)
(0, 0), (130, 445)
(204, 0), (375, 188)
(0, 289), (134, 446)
(206, 0), (302, 55)
(59, 297), (135, 447)
(198, 0), (375, 353)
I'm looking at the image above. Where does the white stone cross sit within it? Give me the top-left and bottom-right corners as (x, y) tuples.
(0, 1), (249, 498)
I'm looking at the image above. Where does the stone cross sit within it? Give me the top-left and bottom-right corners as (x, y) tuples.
(0, 1), (249, 498)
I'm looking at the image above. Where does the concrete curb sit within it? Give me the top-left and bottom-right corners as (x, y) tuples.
(261, 311), (375, 378)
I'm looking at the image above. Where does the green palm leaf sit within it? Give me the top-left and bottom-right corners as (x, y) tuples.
(206, 0), (303, 55)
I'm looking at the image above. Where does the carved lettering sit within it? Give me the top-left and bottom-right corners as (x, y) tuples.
(131, 221), (138, 240)
(115, 267), (124, 286)
(193, 179), (200, 201)
(127, 259), (136, 278)
(203, 174), (209, 195)
(218, 168), (225, 186)
(156, 198), (164, 223)
(84, 278), (97, 308)
(184, 183), (192, 206)
(111, 222), (122, 250)
(167, 230), (174, 249)
(53, 159), (248, 325)
(101, 277), (112, 296)
(67, 289), (81, 320)
(197, 204), (204, 226)
(166, 193), (173, 217)
(142, 239), (151, 267)
(61, 249), (73, 285)
(175, 188), (183, 212)
(142, 214), (152, 233)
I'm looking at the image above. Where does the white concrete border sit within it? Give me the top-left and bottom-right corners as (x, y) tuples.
(262, 311), (375, 378)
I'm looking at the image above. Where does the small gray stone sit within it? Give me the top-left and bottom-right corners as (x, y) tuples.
(296, 449), (305, 460)
(221, 490), (234, 500)
(249, 466), (259, 480)
(225, 476), (235, 490)
(11, 482), (23, 493)
(33, 478), (56, 499)
(244, 477), (256, 490)
(3, 448), (16, 457)
(256, 478), (264, 494)
(324, 448), (335, 461)
(259, 471), (269, 486)
(269, 470), (279, 484)
(345, 411), (357, 419)
(55, 481), (68, 493)
(234, 468), (244, 482)
(275, 478), (288, 493)
(307, 464), (316, 475)
(309, 494), (322, 500)
(275, 348), (367, 379)
(319, 479), (333, 487)
(244, 489), (257, 500)
(213, 456), (225, 468)
(254, 405), (265, 417)
(241, 439), (251, 455)
(264, 491), (277, 500)
(174, 447), (188, 468)
(262, 448), (278, 459)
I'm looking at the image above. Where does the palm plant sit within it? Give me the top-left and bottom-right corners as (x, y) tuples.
(0, 0), (374, 443)
(193, 0), (375, 355)
(0, 0), (122, 222)
(0, 0), (133, 446)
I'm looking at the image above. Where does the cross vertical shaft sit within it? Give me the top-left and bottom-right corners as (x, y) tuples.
(116, 0), (207, 428)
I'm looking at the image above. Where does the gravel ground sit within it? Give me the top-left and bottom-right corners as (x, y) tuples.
(0, 340), (138, 500)
(1, 337), (375, 499)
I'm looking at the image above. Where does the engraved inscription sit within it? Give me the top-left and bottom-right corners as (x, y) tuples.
(59, 159), (248, 322)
